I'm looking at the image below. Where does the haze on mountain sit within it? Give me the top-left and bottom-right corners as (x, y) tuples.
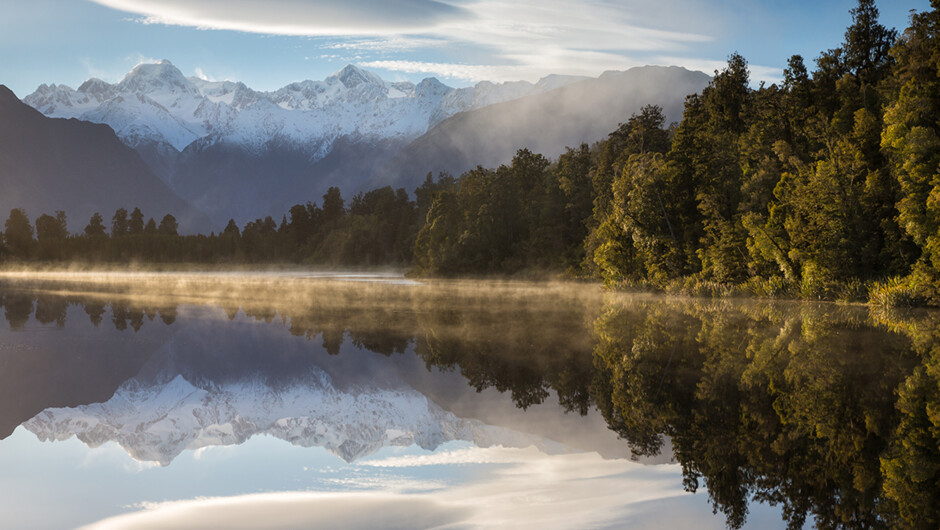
(370, 66), (711, 192)
(0, 85), (212, 234)
(23, 61), (708, 227)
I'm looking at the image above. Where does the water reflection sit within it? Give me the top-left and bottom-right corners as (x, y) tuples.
(0, 274), (938, 528)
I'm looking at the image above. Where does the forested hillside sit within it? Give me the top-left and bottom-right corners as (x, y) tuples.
(413, 0), (940, 305)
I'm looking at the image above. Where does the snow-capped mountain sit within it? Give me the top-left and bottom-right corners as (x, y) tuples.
(21, 60), (704, 227)
(24, 60), (583, 159)
(23, 367), (563, 465)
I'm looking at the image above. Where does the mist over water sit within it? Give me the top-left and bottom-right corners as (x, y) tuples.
(0, 271), (937, 528)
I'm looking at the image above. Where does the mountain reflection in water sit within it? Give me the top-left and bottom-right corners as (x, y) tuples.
(0, 273), (938, 529)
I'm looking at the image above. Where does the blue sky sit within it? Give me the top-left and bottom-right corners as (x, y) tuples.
(0, 0), (930, 97)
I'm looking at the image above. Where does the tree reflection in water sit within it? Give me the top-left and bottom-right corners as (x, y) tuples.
(0, 275), (937, 528)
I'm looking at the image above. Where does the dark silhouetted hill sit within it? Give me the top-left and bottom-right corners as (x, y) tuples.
(0, 85), (211, 233)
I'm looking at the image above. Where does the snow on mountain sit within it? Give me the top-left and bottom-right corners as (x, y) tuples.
(26, 82), (106, 118)
(78, 94), (207, 151)
(23, 367), (562, 465)
(23, 61), (583, 160)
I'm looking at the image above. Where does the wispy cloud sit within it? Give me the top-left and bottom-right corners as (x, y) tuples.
(358, 446), (537, 467)
(356, 60), (541, 83)
(80, 493), (466, 530)
(90, 0), (466, 35)
(193, 67), (215, 82)
(78, 53), (159, 83)
(80, 448), (760, 530)
(321, 37), (448, 53)
(89, 0), (782, 83)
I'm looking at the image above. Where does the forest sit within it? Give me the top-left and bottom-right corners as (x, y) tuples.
(2, 0), (940, 306)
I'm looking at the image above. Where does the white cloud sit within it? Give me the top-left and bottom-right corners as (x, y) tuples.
(358, 445), (543, 467)
(79, 493), (467, 530)
(88, 0), (753, 83)
(321, 37), (448, 53)
(193, 67), (215, 82)
(79, 53), (159, 83)
(77, 447), (788, 529)
(130, 53), (160, 68)
(320, 475), (447, 492)
(89, 0), (467, 35)
(357, 60), (534, 83)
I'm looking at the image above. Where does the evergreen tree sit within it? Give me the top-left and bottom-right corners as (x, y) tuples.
(35, 211), (68, 242)
(223, 219), (240, 237)
(321, 187), (345, 227)
(35, 211), (68, 260)
(128, 207), (144, 235)
(111, 208), (128, 237)
(158, 214), (178, 236)
(84, 213), (107, 237)
(4, 209), (34, 258)
(843, 0), (898, 87)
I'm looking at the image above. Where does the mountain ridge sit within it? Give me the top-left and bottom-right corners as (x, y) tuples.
(24, 60), (586, 157)
(19, 62), (709, 226)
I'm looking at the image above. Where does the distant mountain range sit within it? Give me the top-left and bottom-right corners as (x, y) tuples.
(25, 61), (584, 156)
(0, 85), (211, 233)
(16, 62), (710, 227)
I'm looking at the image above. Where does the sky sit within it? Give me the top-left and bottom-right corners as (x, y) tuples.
(0, 429), (789, 529)
(0, 0), (932, 98)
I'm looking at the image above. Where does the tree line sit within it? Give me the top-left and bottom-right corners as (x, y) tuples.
(2, 0), (940, 304)
(0, 183), (432, 265)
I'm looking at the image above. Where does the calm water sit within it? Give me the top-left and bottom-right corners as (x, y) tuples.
(0, 272), (937, 529)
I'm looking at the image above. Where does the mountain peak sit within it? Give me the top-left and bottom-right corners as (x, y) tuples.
(328, 64), (383, 89)
(415, 77), (449, 98)
(121, 60), (187, 87)
(78, 78), (112, 94)
(115, 60), (202, 104)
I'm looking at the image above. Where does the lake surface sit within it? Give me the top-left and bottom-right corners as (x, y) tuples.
(0, 272), (937, 529)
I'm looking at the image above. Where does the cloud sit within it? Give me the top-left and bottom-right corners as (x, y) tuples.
(89, 0), (781, 85)
(78, 447), (788, 529)
(192, 67), (214, 82)
(79, 493), (467, 530)
(89, 0), (467, 35)
(358, 48), (650, 82)
(78, 53), (160, 83)
(359, 445), (544, 467)
(357, 60), (537, 83)
(321, 37), (448, 53)
(89, 0), (722, 81)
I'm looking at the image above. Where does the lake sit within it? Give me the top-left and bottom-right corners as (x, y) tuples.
(0, 272), (937, 529)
